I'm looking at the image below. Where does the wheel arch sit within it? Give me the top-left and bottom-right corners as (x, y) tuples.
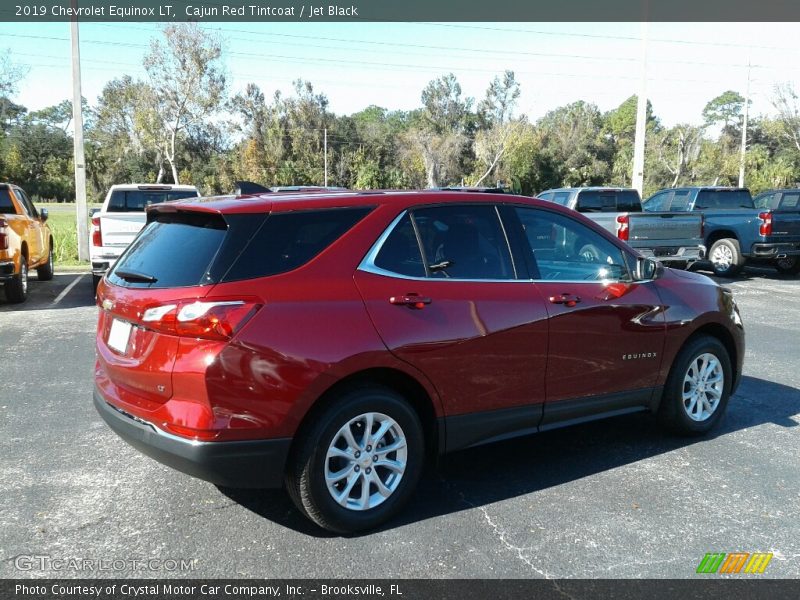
(291, 367), (442, 464)
(705, 229), (739, 247)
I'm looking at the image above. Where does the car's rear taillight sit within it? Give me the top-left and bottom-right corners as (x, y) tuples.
(91, 216), (102, 247)
(758, 211), (773, 236)
(0, 218), (7, 250)
(616, 215), (629, 241)
(140, 299), (261, 341)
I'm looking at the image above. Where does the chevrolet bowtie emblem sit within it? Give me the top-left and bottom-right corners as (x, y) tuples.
(102, 299), (113, 310)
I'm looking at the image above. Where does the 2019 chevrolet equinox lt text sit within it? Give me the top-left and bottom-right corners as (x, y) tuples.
(94, 190), (744, 533)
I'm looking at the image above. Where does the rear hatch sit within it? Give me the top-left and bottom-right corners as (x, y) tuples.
(95, 208), (267, 418)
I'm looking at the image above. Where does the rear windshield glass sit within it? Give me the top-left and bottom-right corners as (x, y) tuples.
(107, 212), (227, 288)
(222, 207), (372, 282)
(695, 190), (754, 209)
(780, 192), (800, 208)
(575, 190), (641, 213)
(0, 189), (16, 213)
(107, 189), (199, 212)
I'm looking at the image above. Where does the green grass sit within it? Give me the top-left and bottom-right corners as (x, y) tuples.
(35, 203), (101, 267)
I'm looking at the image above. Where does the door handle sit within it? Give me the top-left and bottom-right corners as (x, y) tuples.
(389, 295), (432, 309)
(549, 293), (582, 307)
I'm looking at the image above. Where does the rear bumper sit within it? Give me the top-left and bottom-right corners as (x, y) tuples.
(749, 242), (800, 257)
(93, 388), (290, 489)
(637, 245), (706, 263)
(90, 249), (123, 276)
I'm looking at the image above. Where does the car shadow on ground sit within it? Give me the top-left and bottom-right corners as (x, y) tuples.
(219, 375), (799, 537)
(0, 273), (95, 311)
(690, 262), (796, 283)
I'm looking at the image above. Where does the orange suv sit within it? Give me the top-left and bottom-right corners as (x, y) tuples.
(0, 183), (54, 302)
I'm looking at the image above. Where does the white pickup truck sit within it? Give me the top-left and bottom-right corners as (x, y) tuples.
(90, 184), (200, 290)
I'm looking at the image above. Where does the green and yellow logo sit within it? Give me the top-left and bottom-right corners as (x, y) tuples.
(696, 552), (773, 574)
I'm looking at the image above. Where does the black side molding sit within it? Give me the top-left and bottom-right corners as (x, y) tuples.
(444, 387), (659, 453)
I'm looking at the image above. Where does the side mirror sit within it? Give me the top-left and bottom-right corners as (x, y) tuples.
(40, 208), (48, 222)
(635, 256), (661, 281)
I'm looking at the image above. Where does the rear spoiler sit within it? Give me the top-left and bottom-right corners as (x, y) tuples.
(235, 181), (272, 196)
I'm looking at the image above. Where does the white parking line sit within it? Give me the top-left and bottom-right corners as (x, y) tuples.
(51, 274), (86, 306)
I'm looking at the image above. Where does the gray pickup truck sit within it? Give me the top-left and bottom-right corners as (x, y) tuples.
(537, 187), (705, 266)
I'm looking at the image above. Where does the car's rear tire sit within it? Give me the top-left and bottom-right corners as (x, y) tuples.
(708, 238), (744, 277)
(658, 334), (732, 436)
(5, 259), (28, 303)
(37, 246), (54, 281)
(286, 385), (424, 534)
(774, 256), (800, 275)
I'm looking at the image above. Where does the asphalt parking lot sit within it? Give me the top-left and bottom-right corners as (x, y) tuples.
(1, 267), (799, 579)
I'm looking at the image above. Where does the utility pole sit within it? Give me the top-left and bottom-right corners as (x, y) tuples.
(738, 58), (751, 188)
(323, 128), (328, 187)
(70, 8), (88, 261)
(631, 20), (649, 195)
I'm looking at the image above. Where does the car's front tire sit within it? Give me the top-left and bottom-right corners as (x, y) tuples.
(658, 334), (732, 435)
(286, 385), (424, 534)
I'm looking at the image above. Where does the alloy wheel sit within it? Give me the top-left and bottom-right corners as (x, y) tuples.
(682, 353), (724, 422)
(324, 412), (408, 511)
(711, 245), (732, 269)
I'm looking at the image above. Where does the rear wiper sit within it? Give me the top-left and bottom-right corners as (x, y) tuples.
(429, 260), (454, 272)
(115, 269), (158, 283)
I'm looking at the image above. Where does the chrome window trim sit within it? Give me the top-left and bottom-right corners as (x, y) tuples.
(358, 208), (647, 285)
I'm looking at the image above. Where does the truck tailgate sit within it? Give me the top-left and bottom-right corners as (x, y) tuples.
(100, 213), (147, 248)
(771, 210), (800, 239)
(628, 212), (702, 242)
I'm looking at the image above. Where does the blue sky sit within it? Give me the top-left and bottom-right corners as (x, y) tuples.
(1, 21), (798, 127)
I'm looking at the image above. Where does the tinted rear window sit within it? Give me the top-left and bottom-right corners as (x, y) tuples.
(695, 190), (754, 209)
(107, 212), (227, 288)
(780, 192), (800, 208)
(107, 189), (199, 212)
(575, 190), (641, 213)
(221, 207), (372, 282)
(0, 189), (16, 213)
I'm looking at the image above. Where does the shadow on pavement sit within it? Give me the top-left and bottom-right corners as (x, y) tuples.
(0, 272), (95, 311)
(220, 375), (799, 537)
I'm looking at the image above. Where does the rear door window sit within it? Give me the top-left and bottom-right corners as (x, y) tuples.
(410, 205), (515, 280)
(372, 213), (426, 278)
(779, 192), (800, 208)
(107, 189), (199, 212)
(696, 190), (754, 209)
(222, 207), (372, 282)
(668, 190), (692, 211)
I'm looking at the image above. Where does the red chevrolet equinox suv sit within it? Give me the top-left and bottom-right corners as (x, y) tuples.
(94, 190), (744, 533)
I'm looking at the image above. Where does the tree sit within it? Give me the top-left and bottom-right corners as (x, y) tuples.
(143, 23), (227, 183)
(772, 83), (800, 154)
(603, 95), (658, 186)
(472, 71), (521, 186)
(702, 90), (746, 130)
(536, 101), (612, 187)
(0, 50), (27, 100)
(405, 74), (472, 187)
(656, 124), (702, 187)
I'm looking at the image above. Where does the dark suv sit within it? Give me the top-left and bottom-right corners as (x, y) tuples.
(94, 191), (744, 533)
